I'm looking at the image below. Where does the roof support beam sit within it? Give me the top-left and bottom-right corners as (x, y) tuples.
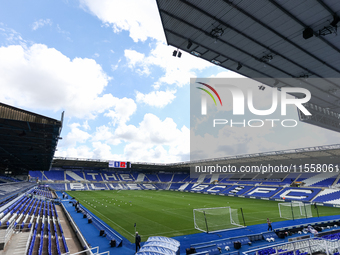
(179, 0), (340, 90)
(179, 0), (318, 77)
(160, 11), (340, 108)
(220, 0), (340, 75)
(165, 28), (340, 109)
(268, 0), (340, 54)
(316, 0), (338, 16)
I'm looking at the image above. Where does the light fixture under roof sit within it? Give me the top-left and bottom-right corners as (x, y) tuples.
(299, 74), (309, 80)
(330, 15), (340, 27)
(319, 25), (337, 36)
(186, 40), (193, 49)
(211, 59), (221, 65)
(303, 27), (314, 39)
(260, 54), (273, 63)
(327, 88), (338, 94)
(210, 26), (224, 38)
(172, 49), (181, 58)
(191, 51), (201, 57)
(236, 62), (242, 70)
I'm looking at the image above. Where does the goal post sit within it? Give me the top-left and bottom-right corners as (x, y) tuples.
(278, 202), (312, 220)
(193, 206), (245, 233)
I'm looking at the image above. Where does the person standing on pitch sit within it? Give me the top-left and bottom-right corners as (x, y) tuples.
(267, 218), (273, 231)
(135, 232), (141, 253)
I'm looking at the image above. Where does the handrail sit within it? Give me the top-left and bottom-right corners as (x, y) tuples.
(24, 222), (35, 255)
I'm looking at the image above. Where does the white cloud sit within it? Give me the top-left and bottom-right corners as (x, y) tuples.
(136, 90), (176, 108)
(124, 49), (150, 75)
(32, 19), (52, 30)
(89, 113), (190, 162)
(190, 117), (340, 161)
(0, 24), (26, 45)
(191, 124), (282, 161)
(55, 145), (93, 159)
(57, 113), (189, 162)
(92, 141), (115, 159)
(111, 59), (121, 71)
(104, 97), (137, 126)
(115, 114), (190, 162)
(0, 44), (114, 119)
(79, 0), (165, 42)
(286, 124), (340, 149)
(91, 125), (121, 145)
(125, 42), (215, 89)
(60, 123), (91, 148)
(82, 120), (91, 131)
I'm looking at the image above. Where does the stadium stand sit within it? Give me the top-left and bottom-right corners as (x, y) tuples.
(0, 176), (23, 182)
(0, 182), (35, 202)
(158, 173), (175, 182)
(0, 186), (74, 255)
(65, 171), (85, 181)
(245, 186), (283, 198)
(145, 174), (160, 182)
(29, 169), (340, 206)
(153, 183), (171, 190)
(313, 189), (340, 204)
(302, 173), (338, 187)
(137, 236), (180, 255)
(43, 171), (64, 181)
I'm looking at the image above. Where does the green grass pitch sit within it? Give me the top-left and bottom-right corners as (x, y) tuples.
(66, 190), (340, 242)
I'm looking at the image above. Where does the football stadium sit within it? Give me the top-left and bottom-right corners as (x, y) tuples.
(1, 1), (340, 255)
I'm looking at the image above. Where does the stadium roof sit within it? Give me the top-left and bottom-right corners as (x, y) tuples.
(52, 157), (110, 169)
(0, 103), (63, 174)
(156, 0), (340, 131)
(172, 143), (340, 169)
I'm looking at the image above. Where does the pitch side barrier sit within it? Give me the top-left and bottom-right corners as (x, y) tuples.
(78, 204), (123, 247)
(274, 218), (340, 233)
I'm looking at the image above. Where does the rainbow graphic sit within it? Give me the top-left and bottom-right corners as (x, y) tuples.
(196, 82), (223, 106)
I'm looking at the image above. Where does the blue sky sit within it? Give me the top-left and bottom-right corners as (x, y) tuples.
(0, 0), (338, 163)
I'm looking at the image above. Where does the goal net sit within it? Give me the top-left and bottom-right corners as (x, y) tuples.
(278, 202), (312, 220)
(193, 206), (245, 233)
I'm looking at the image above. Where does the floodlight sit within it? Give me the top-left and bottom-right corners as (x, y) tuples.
(191, 51), (201, 57)
(211, 59), (221, 65)
(236, 63), (242, 70)
(330, 15), (339, 27)
(303, 27), (314, 39)
(187, 40), (193, 49)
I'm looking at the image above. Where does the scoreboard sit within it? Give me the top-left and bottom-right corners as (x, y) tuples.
(108, 161), (130, 168)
